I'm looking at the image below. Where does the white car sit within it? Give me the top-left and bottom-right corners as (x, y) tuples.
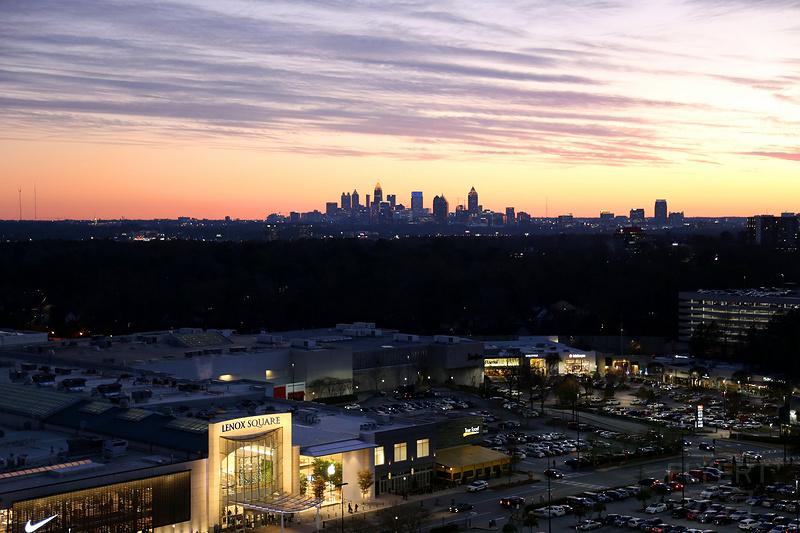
(537, 506), (566, 517)
(646, 503), (667, 514)
(742, 451), (763, 461)
(739, 519), (760, 531)
(466, 480), (488, 492)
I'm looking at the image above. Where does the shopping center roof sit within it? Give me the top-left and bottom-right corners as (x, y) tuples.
(435, 445), (509, 469)
(299, 439), (376, 457)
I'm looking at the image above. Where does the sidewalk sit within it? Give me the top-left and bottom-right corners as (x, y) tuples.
(247, 474), (532, 532)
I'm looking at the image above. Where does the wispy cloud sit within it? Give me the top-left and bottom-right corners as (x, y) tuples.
(2, 0), (800, 168)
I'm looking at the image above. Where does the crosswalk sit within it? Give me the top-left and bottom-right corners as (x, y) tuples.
(558, 479), (608, 490)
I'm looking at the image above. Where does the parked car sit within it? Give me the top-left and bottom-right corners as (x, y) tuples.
(535, 506), (566, 517)
(466, 480), (488, 492)
(614, 516), (633, 527)
(639, 519), (663, 531)
(648, 503), (669, 514)
(672, 508), (690, 519)
(578, 520), (603, 530)
(740, 519), (760, 531)
(602, 514), (623, 526)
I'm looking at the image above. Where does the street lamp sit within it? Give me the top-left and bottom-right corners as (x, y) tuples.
(681, 435), (686, 501)
(548, 473), (552, 533)
(576, 393), (581, 461)
(336, 482), (349, 533)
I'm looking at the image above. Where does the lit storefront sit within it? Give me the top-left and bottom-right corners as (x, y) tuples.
(564, 353), (591, 374)
(435, 446), (509, 483)
(8, 472), (190, 533)
(209, 413), (323, 531)
(484, 341), (598, 378)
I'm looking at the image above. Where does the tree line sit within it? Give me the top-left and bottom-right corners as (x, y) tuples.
(0, 235), (797, 347)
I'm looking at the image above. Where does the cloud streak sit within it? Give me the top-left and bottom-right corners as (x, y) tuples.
(2, 0), (800, 169)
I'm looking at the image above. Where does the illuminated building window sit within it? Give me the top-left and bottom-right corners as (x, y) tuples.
(375, 446), (385, 466)
(394, 442), (407, 462)
(417, 439), (430, 458)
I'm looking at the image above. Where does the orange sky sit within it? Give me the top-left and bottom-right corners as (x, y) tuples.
(2, 1), (800, 220)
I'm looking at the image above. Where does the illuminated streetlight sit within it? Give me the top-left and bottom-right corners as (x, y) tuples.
(336, 482), (349, 533)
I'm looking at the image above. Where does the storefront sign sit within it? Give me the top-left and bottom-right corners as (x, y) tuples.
(696, 405), (704, 428)
(568, 353), (585, 358)
(221, 416), (283, 433)
(463, 426), (480, 437)
(25, 514), (58, 532)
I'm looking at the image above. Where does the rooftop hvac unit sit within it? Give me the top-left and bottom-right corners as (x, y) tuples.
(393, 334), (419, 342)
(433, 335), (460, 344)
(103, 439), (128, 457)
(291, 339), (317, 348)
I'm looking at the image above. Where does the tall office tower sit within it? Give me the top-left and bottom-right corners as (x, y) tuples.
(352, 189), (360, 208)
(433, 194), (449, 223)
(629, 208), (645, 225)
(373, 182), (383, 204)
(341, 192), (351, 210)
(505, 207), (515, 225)
(387, 194), (396, 208)
(366, 194), (371, 210)
(669, 211), (684, 226)
(326, 202), (338, 216)
(748, 214), (799, 248)
(411, 191), (423, 216)
(468, 187), (479, 214)
(654, 199), (668, 224)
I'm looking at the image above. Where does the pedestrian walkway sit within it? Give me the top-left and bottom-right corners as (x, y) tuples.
(244, 473), (533, 532)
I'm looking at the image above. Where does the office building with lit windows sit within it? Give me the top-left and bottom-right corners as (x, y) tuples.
(678, 289), (800, 344)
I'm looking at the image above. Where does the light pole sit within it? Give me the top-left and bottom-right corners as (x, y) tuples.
(548, 473), (552, 533)
(576, 392), (581, 461)
(784, 396), (788, 465)
(681, 436), (686, 500)
(336, 482), (349, 533)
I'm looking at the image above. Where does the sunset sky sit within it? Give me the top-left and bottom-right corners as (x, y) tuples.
(2, 0), (800, 220)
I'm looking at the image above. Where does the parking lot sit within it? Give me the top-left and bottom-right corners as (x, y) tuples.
(525, 479), (800, 533)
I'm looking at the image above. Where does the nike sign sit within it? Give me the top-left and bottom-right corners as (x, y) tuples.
(24, 514), (57, 533)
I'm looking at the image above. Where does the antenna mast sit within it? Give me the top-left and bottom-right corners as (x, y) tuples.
(18, 188), (22, 221)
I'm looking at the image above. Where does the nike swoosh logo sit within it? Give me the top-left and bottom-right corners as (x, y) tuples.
(24, 515), (57, 533)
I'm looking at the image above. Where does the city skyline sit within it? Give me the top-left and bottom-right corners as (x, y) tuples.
(3, 1), (800, 221)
